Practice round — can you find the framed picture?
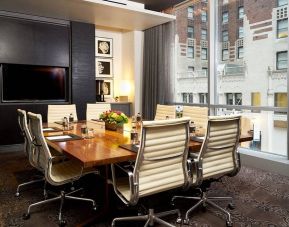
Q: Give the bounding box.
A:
[102,79,113,98]
[96,58,113,77]
[95,37,113,57]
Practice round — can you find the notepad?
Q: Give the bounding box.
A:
[42,127,62,132]
[46,135,72,140]
[119,144,139,153]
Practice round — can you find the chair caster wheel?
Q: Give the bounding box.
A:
[183,218,190,225]
[15,192,20,197]
[226,220,233,227]
[176,217,182,224]
[59,219,67,226]
[228,202,235,210]
[23,213,30,220]
[93,205,98,211]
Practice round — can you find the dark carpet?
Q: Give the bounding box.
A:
[1,150,289,227]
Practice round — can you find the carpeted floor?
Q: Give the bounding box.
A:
[1,149,289,227]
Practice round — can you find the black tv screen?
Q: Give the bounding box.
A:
[1,64,68,103]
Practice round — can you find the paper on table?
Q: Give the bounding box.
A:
[42,128,55,131]
[46,135,72,140]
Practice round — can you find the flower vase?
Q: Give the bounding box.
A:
[105,122,118,131]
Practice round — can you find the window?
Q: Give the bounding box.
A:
[222,49,229,61]
[201,48,208,60]
[222,12,228,24]
[202,67,208,77]
[275,93,288,107]
[188,66,194,72]
[251,92,261,106]
[238,46,244,59]
[188,26,194,38]
[238,6,244,19]
[199,93,208,104]
[278,0,288,7]
[226,93,242,105]
[201,29,207,40]
[238,27,244,38]
[222,30,229,42]
[277,19,288,38]
[201,11,207,22]
[277,51,288,69]
[188,6,194,19]
[182,93,193,103]
[187,46,194,58]
[223,0,228,5]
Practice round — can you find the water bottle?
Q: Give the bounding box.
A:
[69,113,74,122]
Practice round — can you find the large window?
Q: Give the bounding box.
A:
[182,93,193,103]
[199,93,208,104]
[201,48,208,60]
[275,93,288,107]
[222,12,228,24]
[188,6,194,19]
[238,6,244,19]
[277,19,288,39]
[277,51,288,70]
[226,93,242,105]
[222,49,229,61]
[201,29,207,40]
[187,46,194,58]
[201,11,207,22]
[278,0,288,7]
[222,30,228,41]
[188,26,194,38]
[251,92,261,106]
[238,27,244,39]
[237,46,244,59]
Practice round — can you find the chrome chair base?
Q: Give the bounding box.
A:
[172,191,234,227]
[112,208,180,227]
[23,187,97,225]
[15,177,44,197]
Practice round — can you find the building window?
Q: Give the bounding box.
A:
[201,11,207,22]
[278,0,288,7]
[201,48,208,60]
[187,46,194,58]
[276,51,288,69]
[238,6,244,19]
[238,27,244,38]
[188,66,194,72]
[222,12,228,24]
[201,29,207,40]
[222,30,229,41]
[251,92,261,106]
[188,6,194,19]
[223,0,228,5]
[238,46,244,59]
[277,19,288,38]
[188,26,194,38]
[182,93,193,103]
[202,67,208,77]
[275,93,287,107]
[226,93,242,105]
[222,49,229,61]
[199,93,208,104]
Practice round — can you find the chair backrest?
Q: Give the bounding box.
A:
[197,115,241,181]
[86,103,111,120]
[47,104,78,123]
[17,109,33,159]
[132,117,190,203]
[27,112,52,178]
[182,106,208,130]
[154,104,176,120]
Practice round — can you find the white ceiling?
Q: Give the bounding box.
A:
[0,0,176,31]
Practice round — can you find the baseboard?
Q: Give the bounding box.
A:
[239,148,289,177]
[0,144,23,153]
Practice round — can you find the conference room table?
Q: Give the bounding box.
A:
[44,120,253,168]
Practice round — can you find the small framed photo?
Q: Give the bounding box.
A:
[95,37,113,57]
[102,79,113,98]
[96,58,113,77]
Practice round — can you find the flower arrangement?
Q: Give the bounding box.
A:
[99,110,128,126]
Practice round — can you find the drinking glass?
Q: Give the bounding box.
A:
[81,125,88,138]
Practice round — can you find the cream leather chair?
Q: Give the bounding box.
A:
[47,104,78,123]
[154,104,176,120]
[172,115,241,227]
[23,112,97,226]
[16,109,44,196]
[86,103,111,120]
[182,106,208,130]
[111,117,191,227]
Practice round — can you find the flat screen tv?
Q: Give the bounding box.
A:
[1,63,68,103]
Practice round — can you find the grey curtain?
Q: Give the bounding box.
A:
[142,22,175,120]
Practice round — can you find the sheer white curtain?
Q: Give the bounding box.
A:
[142,22,175,120]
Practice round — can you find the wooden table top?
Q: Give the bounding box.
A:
[44,121,253,168]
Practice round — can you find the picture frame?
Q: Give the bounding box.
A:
[96,58,113,77]
[95,37,113,57]
[102,79,113,99]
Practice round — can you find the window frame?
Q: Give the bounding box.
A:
[276,51,288,70]
[222,11,228,24]
[187,6,194,19]
[277,19,288,39]
[238,6,244,19]
[201,48,208,60]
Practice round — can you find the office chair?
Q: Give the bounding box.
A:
[23,112,98,226]
[86,103,111,120]
[47,104,78,123]
[172,115,241,227]
[15,109,44,196]
[111,117,191,227]
[154,104,176,120]
[182,106,208,130]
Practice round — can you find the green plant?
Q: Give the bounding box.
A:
[99,110,128,125]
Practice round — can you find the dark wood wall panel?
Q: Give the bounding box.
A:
[71,21,96,120]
